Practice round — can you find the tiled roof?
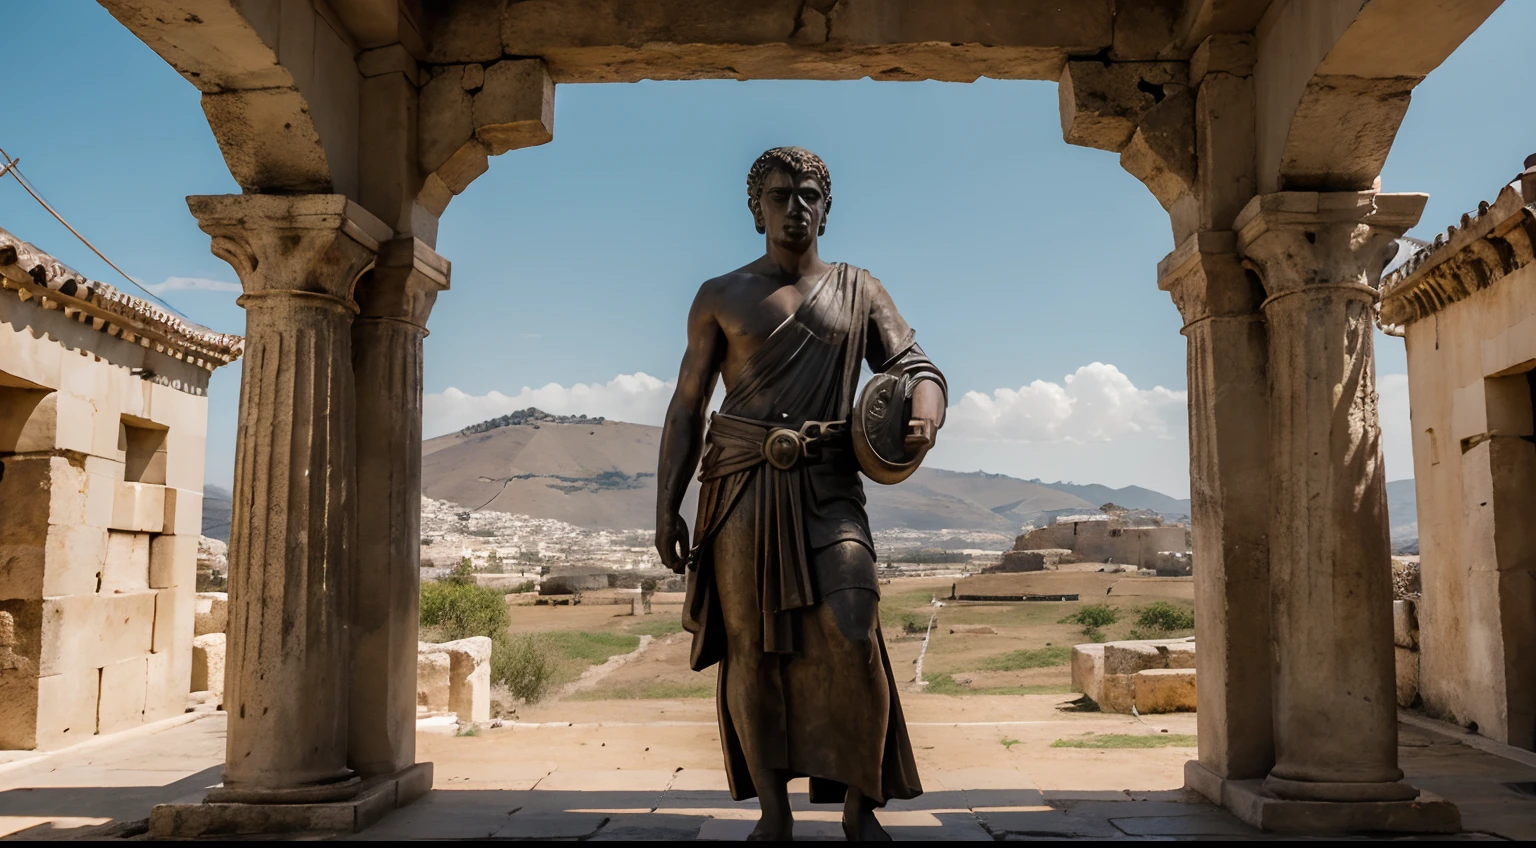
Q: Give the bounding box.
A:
[1377,184,1536,334]
[0,225,242,371]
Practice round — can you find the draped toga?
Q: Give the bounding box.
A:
[682,262,944,806]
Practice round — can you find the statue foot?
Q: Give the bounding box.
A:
[747,813,794,841]
[841,809,892,842]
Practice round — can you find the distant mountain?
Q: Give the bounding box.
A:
[1387,478,1418,554]
[202,484,232,542]
[1033,481,1191,518]
[418,411,1188,535]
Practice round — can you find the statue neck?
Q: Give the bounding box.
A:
[765,238,827,280]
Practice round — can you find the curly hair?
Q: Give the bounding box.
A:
[746,147,832,235]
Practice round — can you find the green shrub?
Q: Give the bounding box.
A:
[420,579,510,641]
[491,633,555,704]
[1059,604,1119,629]
[1135,601,1195,632]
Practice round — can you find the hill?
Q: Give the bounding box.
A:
[202,484,232,542]
[418,409,1187,534]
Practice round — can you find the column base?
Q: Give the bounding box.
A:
[148,762,432,838]
[1184,760,1460,834]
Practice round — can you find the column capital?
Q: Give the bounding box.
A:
[355,238,450,330]
[187,194,393,308]
[1235,191,1427,300]
[1158,230,1261,326]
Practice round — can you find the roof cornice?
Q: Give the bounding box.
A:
[0,225,243,371]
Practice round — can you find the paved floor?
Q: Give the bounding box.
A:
[0,706,1532,840]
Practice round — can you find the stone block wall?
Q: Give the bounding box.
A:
[0,270,223,750]
[417,637,491,723]
[1401,249,1536,750]
[1015,519,1189,568]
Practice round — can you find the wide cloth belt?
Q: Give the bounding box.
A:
[707,412,849,473]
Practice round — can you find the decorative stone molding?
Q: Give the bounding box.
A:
[1235,191,1428,299]
[0,226,243,371]
[356,238,451,329]
[1378,185,1536,333]
[186,194,392,307]
[1156,230,1258,325]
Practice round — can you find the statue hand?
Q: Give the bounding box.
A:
[657,512,691,574]
[905,418,936,454]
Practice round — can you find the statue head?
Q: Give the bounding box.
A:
[747,147,832,245]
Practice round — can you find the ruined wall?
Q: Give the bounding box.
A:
[1404,257,1536,750]
[1015,519,1189,567]
[0,289,214,750]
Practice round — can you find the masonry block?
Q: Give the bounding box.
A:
[161,488,203,536]
[39,591,156,676]
[154,585,196,654]
[0,665,41,749]
[1133,668,1198,713]
[98,655,150,734]
[44,524,108,597]
[102,531,152,592]
[145,647,191,722]
[150,534,198,590]
[191,632,225,702]
[34,666,101,750]
[194,592,228,636]
[111,482,166,533]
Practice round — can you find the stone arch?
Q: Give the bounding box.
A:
[98,0,355,196]
[1255,0,1504,193]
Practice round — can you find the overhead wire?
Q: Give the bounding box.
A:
[0,144,190,318]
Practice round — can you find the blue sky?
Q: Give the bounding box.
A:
[5,1,1535,497]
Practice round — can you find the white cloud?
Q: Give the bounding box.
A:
[142,276,241,294]
[941,362,1186,443]
[927,363,1190,495]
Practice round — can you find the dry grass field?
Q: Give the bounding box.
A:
[493,569,1194,713]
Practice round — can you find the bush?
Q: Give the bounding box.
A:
[1059,604,1119,630]
[420,579,510,641]
[491,633,555,704]
[1135,601,1195,632]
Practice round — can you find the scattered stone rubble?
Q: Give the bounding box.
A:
[1071,638,1198,714]
[416,637,491,724]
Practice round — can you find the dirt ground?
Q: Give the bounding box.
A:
[498,571,1194,712]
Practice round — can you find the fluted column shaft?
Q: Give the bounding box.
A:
[188,194,390,801]
[348,238,449,777]
[1236,191,1425,803]
[1159,232,1274,783]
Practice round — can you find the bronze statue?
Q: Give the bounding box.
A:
[656,148,947,841]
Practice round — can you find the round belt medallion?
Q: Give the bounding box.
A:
[765,429,802,470]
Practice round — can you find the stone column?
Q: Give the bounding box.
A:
[1236,191,1426,802]
[348,238,449,777]
[187,195,391,802]
[1159,232,1274,788]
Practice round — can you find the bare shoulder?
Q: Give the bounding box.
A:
[697,263,771,303]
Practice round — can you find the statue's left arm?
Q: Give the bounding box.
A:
[865,276,947,451]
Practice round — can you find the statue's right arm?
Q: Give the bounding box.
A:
[655,282,724,573]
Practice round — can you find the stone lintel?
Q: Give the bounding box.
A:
[149,761,433,838]
[1185,761,1460,834]
[187,195,393,303]
[356,238,451,328]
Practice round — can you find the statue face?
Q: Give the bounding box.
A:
[757,168,826,247]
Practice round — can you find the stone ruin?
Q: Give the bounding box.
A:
[0,225,240,750]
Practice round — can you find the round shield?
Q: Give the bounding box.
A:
[852,372,928,485]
